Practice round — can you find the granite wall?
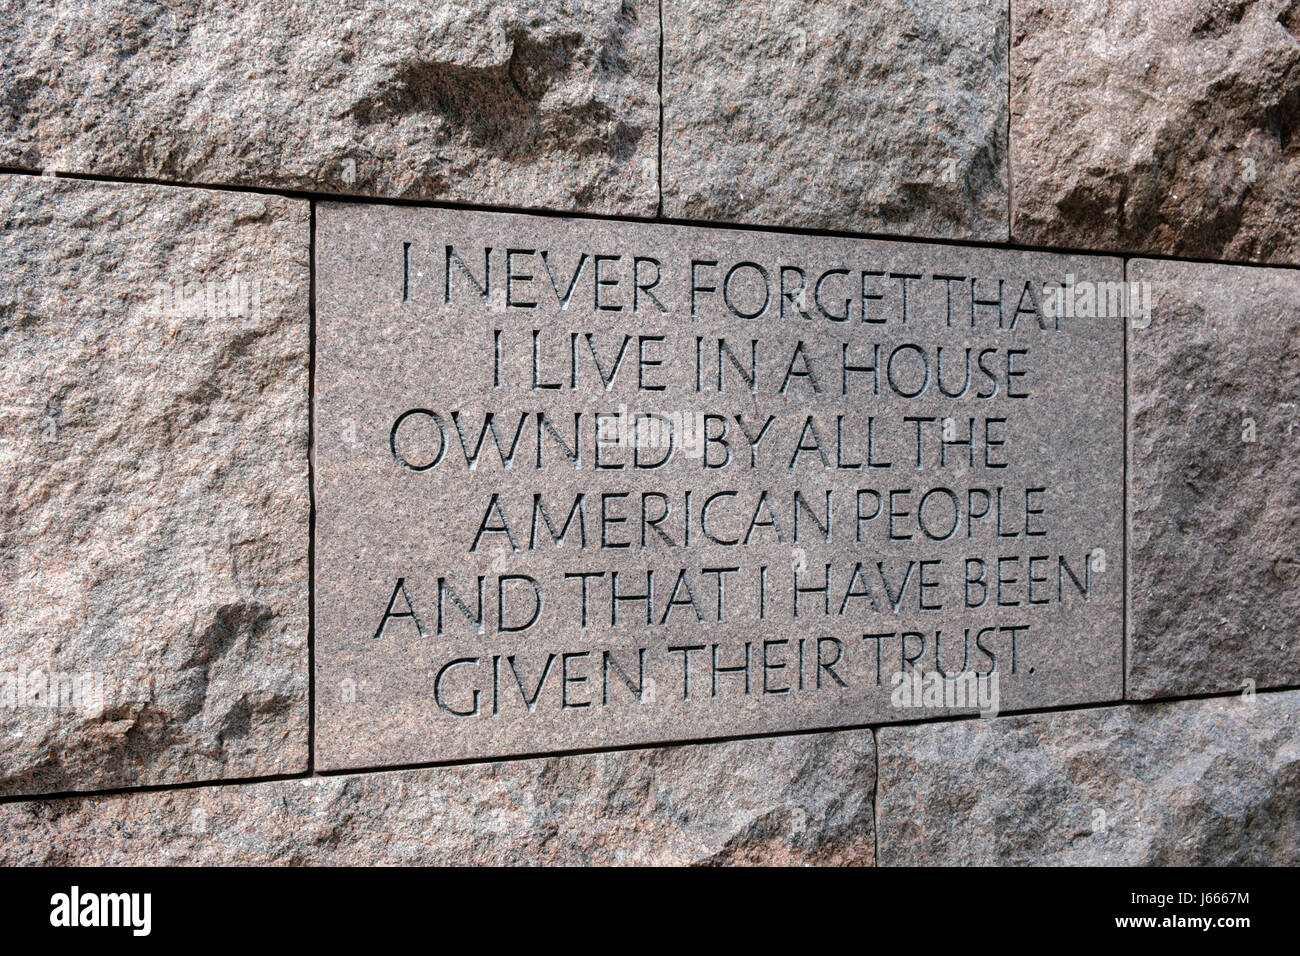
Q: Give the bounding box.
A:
[0,0,1296,865]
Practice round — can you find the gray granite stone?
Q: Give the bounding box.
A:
[1128,259,1300,699]
[1012,0,1300,263]
[662,0,1009,239]
[0,729,875,865]
[0,175,309,796]
[0,1,659,216]
[877,692,1300,865]
[315,203,1123,770]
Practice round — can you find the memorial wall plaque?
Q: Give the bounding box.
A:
[315,205,1124,770]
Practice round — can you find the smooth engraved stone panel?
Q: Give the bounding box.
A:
[314,205,1124,769]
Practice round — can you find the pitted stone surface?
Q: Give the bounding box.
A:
[877,692,1300,865]
[663,0,1009,239]
[1127,259,1300,698]
[0,1,659,215]
[1012,0,1300,263]
[0,730,875,865]
[0,176,309,796]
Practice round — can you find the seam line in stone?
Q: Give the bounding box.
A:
[1,167,1296,273]
[1121,255,1130,701]
[871,726,881,867]
[1006,0,1012,242]
[657,0,665,217]
[307,200,318,774]
[2,683,1297,808]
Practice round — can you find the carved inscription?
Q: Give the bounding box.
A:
[315,206,1123,769]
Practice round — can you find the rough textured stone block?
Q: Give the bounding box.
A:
[662,0,1008,239]
[1128,259,1300,699]
[0,730,875,865]
[877,692,1300,865]
[1012,0,1300,263]
[315,203,1123,771]
[0,1,659,216]
[0,176,309,796]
